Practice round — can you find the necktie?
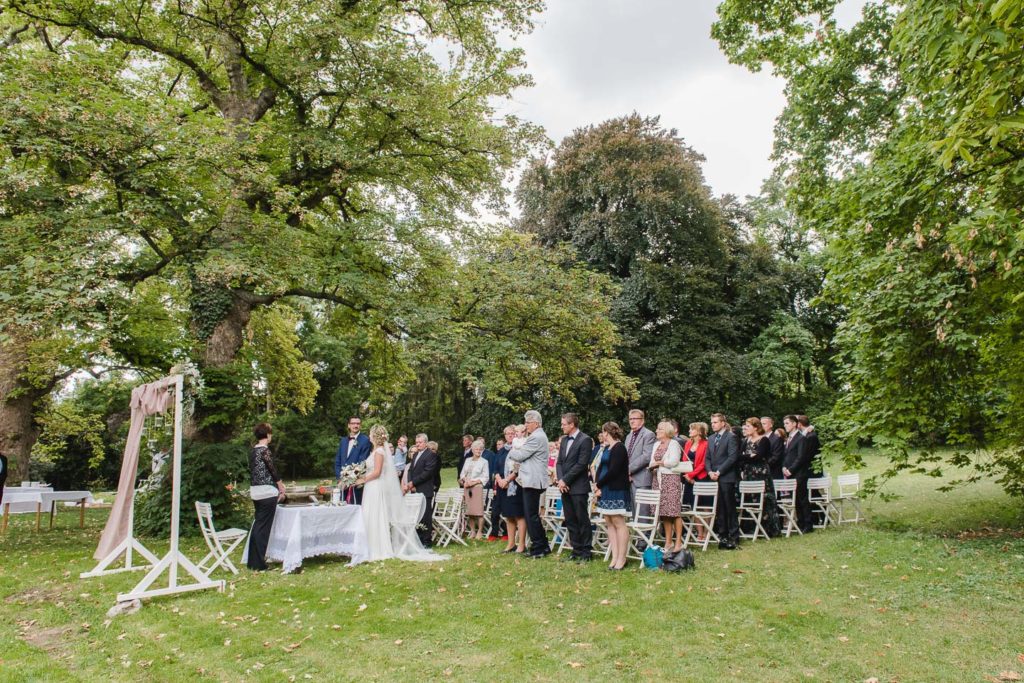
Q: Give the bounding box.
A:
[627,431,639,456]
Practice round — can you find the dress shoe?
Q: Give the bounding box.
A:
[718,541,737,550]
[530,550,551,559]
[502,547,518,553]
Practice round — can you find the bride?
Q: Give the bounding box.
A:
[358,424,447,563]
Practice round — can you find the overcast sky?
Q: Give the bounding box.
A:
[499,1,866,202]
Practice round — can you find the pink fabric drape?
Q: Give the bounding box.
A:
[93,376,177,560]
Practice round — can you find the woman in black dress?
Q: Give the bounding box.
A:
[595,422,631,570]
[246,422,286,571]
[740,417,781,538]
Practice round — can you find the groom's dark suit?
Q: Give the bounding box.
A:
[557,430,595,559]
[707,428,741,546]
[783,431,813,532]
[406,447,441,546]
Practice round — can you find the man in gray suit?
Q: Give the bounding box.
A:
[508,409,551,558]
[556,412,595,561]
[625,409,656,513]
[707,412,741,549]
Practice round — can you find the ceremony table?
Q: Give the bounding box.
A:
[242,504,368,573]
[1,490,94,532]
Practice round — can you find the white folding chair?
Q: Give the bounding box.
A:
[682,482,719,551]
[835,473,864,523]
[738,481,770,541]
[433,490,468,547]
[195,501,247,576]
[807,476,833,529]
[625,489,662,562]
[588,492,608,554]
[542,487,570,553]
[774,479,801,537]
[392,493,426,548]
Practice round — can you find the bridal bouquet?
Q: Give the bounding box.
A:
[338,462,367,488]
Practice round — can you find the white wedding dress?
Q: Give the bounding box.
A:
[361,445,447,563]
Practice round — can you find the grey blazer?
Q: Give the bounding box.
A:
[508,427,550,490]
[625,426,656,488]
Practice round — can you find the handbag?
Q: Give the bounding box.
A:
[662,548,696,572]
[642,545,664,569]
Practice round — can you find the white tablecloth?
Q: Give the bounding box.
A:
[2,490,93,514]
[243,504,368,573]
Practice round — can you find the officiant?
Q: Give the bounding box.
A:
[335,416,371,504]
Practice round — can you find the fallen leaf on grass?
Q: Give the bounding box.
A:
[837,636,849,643]
[1019,655,1024,664]
[568,662,583,669]
[394,640,403,645]
[599,599,610,605]
[357,604,368,611]
[864,678,879,683]
[615,625,624,632]
[997,673,1022,682]
[732,569,745,574]
[282,636,311,653]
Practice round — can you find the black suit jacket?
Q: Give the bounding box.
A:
[767,432,785,477]
[556,431,594,495]
[408,448,441,497]
[707,429,741,483]
[783,431,812,477]
[803,430,822,475]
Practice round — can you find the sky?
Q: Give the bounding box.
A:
[498,0,867,202]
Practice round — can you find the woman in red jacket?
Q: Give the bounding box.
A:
[682,421,710,540]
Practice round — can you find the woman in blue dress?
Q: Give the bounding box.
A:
[594,421,631,570]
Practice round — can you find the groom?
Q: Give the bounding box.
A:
[335,416,371,504]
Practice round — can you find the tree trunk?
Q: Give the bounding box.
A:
[188,287,255,442]
[0,337,50,482]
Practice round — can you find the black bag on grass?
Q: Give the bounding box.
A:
[662,548,695,572]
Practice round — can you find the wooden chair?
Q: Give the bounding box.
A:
[195,501,247,576]
[738,481,770,541]
[835,473,864,523]
[773,479,801,537]
[542,487,569,553]
[392,493,426,549]
[807,476,834,529]
[682,482,719,551]
[433,490,467,547]
[625,489,662,562]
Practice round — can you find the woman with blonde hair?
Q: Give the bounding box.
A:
[359,424,447,562]
[647,420,685,552]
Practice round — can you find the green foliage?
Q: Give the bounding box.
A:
[516,114,829,424]
[246,304,319,415]
[713,0,1024,495]
[135,440,249,537]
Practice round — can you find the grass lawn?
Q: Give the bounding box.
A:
[2,453,1022,682]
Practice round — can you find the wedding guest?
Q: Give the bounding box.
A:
[246,422,285,571]
[761,417,785,480]
[460,439,490,540]
[556,413,595,562]
[595,422,630,570]
[782,415,813,533]
[707,413,741,549]
[740,417,781,537]
[507,410,551,558]
[457,434,474,481]
[625,409,656,516]
[670,419,687,449]
[404,433,441,547]
[489,426,515,542]
[495,438,505,452]
[335,416,371,504]
[798,415,823,475]
[498,425,527,553]
[481,438,503,540]
[683,422,710,540]
[647,420,685,553]
[394,435,409,480]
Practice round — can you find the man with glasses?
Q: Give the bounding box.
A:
[508,410,551,558]
[625,409,656,516]
[335,416,371,504]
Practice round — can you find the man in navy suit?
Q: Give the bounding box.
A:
[334,416,372,504]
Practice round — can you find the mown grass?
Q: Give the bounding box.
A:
[1,452,1022,682]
